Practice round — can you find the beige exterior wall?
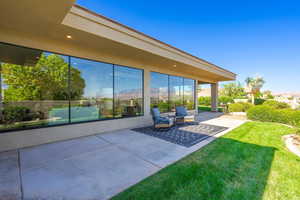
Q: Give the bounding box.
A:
[211,83,219,112]
[0,116,153,152]
[144,69,151,116]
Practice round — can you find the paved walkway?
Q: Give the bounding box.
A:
[0,112,246,200]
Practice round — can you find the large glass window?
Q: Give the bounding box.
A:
[169,76,184,111]
[150,72,169,112]
[70,58,113,122]
[183,78,195,110]
[114,66,143,118]
[0,42,144,132]
[150,72,195,112]
[0,43,69,131]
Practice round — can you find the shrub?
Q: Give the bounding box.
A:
[247,105,300,127]
[247,106,274,122]
[289,110,300,127]
[228,102,253,112]
[198,105,223,112]
[199,96,234,106]
[296,128,300,135]
[198,96,211,106]
[254,98,266,105]
[263,100,290,109]
[2,106,32,124]
[218,96,234,105]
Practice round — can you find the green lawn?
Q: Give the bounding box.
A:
[112,122,300,200]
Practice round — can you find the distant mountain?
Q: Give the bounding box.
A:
[198,88,211,97]
[198,87,226,97]
[273,92,300,97]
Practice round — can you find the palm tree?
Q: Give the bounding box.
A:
[245,76,265,104]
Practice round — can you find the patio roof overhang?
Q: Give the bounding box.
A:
[0,0,236,83]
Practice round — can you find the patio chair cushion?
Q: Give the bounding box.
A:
[155,116,172,124]
[184,115,195,121]
[175,106,188,117]
[176,115,195,123]
[151,108,161,119]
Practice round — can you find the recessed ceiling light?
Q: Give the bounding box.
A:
[173,64,177,67]
[66,35,72,39]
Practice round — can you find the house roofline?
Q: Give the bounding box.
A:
[73,4,236,77]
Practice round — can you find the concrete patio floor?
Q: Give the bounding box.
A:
[0,112,246,200]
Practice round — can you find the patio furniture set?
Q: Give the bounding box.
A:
[151,106,195,130]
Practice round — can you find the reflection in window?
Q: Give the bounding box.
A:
[150,72,169,112]
[114,66,143,118]
[0,43,69,131]
[0,43,145,132]
[169,76,184,111]
[70,57,113,122]
[150,72,195,112]
[183,78,195,110]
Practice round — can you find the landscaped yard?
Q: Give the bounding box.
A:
[113,122,300,200]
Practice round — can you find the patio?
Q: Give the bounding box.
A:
[0,112,245,200]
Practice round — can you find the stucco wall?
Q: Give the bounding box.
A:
[0,115,153,152]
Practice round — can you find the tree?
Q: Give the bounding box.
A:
[2,54,85,101]
[245,76,265,104]
[220,82,246,98]
[263,90,274,99]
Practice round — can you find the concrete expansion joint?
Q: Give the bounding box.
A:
[114,144,163,169]
[95,135,115,145]
[17,150,24,200]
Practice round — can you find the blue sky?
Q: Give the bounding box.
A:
[77,0,300,93]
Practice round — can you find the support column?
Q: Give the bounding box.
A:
[0,63,2,120]
[211,82,219,112]
[143,68,151,117]
[194,81,199,114]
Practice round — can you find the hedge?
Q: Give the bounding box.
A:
[2,106,37,124]
[263,100,290,109]
[198,96,234,106]
[228,102,253,112]
[247,105,300,127]
[198,105,223,112]
[198,96,211,106]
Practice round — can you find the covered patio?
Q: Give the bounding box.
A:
[1,112,245,200]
